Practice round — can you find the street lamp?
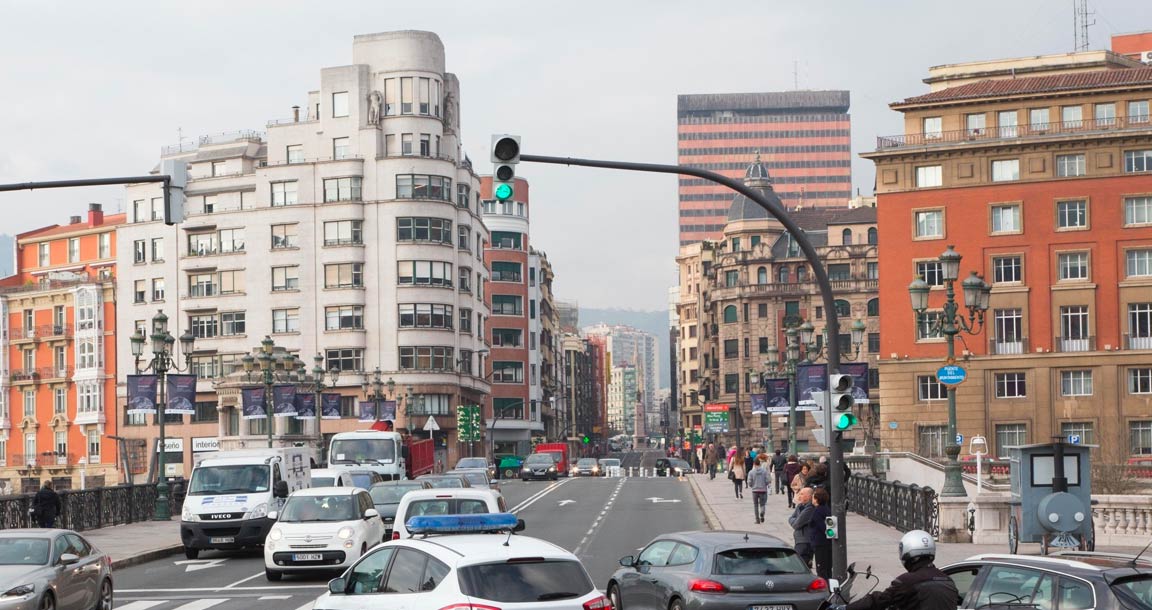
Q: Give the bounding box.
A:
[242,336,298,448]
[908,245,992,497]
[129,309,194,521]
[362,367,393,423]
[297,354,340,457]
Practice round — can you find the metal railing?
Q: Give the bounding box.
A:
[1126,334,1152,350]
[876,116,1152,150]
[0,483,182,531]
[161,130,265,156]
[988,336,1029,355]
[845,474,938,537]
[1055,335,1096,353]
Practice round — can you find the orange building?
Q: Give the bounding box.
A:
[0,204,123,492]
[863,35,1152,460]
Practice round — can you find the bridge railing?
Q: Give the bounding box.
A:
[846,474,939,537]
[0,483,182,531]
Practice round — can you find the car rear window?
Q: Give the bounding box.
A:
[1111,576,1152,609]
[459,560,594,603]
[370,485,419,504]
[713,548,810,575]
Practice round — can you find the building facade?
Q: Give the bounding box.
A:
[115,31,491,475]
[0,205,122,491]
[677,91,853,244]
[863,35,1152,460]
[607,364,638,438]
[583,323,657,437]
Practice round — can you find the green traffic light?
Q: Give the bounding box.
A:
[494,182,513,201]
[833,412,859,431]
[582,436,590,444]
[826,528,837,537]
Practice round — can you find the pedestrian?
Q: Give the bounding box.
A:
[705,443,718,480]
[32,480,62,528]
[783,455,801,507]
[748,455,770,523]
[788,486,815,567]
[809,488,833,579]
[806,463,829,489]
[717,443,727,473]
[770,450,788,495]
[791,462,811,498]
[728,447,746,499]
[742,450,754,489]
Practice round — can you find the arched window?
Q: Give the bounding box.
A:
[797,266,808,282]
[842,228,853,245]
[757,267,768,284]
[723,305,738,324]
[867,298,879,317]
[834,299,851,317]
[777,266,789,283]
[867,227,878,245]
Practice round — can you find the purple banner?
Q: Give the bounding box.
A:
[166,374,196,415]
[126,375,158,415]
[242,387,266,420]
[796,363,828,407]
[294,393,316,419]
[839,363,871,405]
[379,400,397,422]
[358,401,377,422]
[321,393,342,419]
[750,394,767,416]
[762,378,792,414]
[273,385,297,417]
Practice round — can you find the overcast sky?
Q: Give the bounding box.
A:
[0,0,1145,310]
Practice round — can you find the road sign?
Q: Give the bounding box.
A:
[703,405,729,433]
[936,365,967,386]
[955,433,964,445]
[1068,434,1081,444]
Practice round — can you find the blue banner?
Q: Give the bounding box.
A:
[358,401,377,422]
[379,400,397,422]
[750,394,767,415]
[796,363,828,407]
[242,387,266,420]
[321,393,342,420]
[762,378,792,414]
[273,385,297,417]
[126,375,158,415]
[294,393,316,420]
[839,363,871,405]
[166,374,196,415]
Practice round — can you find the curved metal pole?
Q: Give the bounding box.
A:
[519,153,845,578]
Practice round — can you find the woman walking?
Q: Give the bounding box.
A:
[808,488,833,579]
[728,447,746,499]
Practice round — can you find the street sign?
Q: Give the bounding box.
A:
[956,433,964,445]
[936,365,967,386]
[423,417,440,432]
[703,404,730,433]
[1068,434,1081,444]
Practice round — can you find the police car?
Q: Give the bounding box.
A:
[313,513,610,610]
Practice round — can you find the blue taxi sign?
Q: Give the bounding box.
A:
[936,365,967,386]
[406,513,519,535]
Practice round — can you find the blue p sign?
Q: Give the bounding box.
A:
[1068,435,1081,444]
[955,433,964,445]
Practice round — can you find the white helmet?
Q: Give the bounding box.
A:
[898,530,936,563]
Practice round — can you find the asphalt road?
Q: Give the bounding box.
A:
[113,463,704,610]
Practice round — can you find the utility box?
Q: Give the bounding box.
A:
[1006,441,1095,555]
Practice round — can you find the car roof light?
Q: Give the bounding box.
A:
[406,513,519,535]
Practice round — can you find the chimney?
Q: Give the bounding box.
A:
[70,215,82,225]
[292,105,300,122]
[87,203,104,227]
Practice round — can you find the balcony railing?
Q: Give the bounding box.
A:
[876,116,1152,150]
[161,130,264,156]
[1126,334,1152,350]
[0,275,97,295]
[1055,335,1096,353]
[491,272,522,282]
[10,370,39,383]
[988,336,1029,355]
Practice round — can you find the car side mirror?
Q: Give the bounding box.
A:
[267,511,279,521]
[489,481,500,490]
[328,577,347,594]
[619,555,635,567]
[274,480,289,498]
[59,553,79,566]
[364,508,379,520]
[514,519,526,532]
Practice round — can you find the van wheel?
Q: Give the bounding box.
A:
[184,547,199,560]
[265,568,282,582]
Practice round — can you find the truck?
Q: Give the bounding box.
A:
[180,447,312,559]
[327,430,435,480]
[533,442,571,477]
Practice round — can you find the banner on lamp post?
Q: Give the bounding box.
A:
[839,362,871,405]
[750,393,768,416]
[762,378,792,414]
[796,364,828,407]
[321,393,342,419]
[241,387,267,419]
[294,393,316,419]
[273,385,298,417]
[358,401,377,422]
[379,400,397,422]
[165,374,196,415]
[126,375,158,415]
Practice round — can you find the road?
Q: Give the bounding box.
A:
[113,457,701,610]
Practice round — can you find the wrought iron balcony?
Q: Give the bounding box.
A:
[988,336,1029,355]
[1055,335,1096,353]
[876,116,1152,151]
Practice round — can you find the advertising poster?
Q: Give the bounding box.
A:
[126,375,158,415]
[294,393,316,419]
[839,362,871,405]
[241,387,266,419]
[762,378,792,414]
[165,374,196,415]
[321,393,342,419]
[358,401,377,422]
[273,385,298,417]
[796,363,828,407]
[750,394,767,415]
[379,400,397,422]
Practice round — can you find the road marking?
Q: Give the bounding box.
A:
[509,480,564,512]
[259,596,293,600]
[118,586,327,593]
[574,476,627,556]
[223,572,265,589]
[173,558,228,572]
[169,599,228,610]
[511,479,570,513]
[557,499,576,506]
[116,601,166,610]
[645,497,681,503]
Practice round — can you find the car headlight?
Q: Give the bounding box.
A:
[268,527,283,541]
[337,527,355,540]
[182,506,198,522]
[675,468,684,474]
[521,467,531,472]
[247,503,268,519]
[548,466,556,472]
[3,584,34,598]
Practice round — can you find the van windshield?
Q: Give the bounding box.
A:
[188,464,270,495]
[330,439,396,465]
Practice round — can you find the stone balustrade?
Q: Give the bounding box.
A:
[969,493,1152,548]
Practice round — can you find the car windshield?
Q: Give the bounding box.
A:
[370,485,422,504]
[279,494,359,522]
[0,537,49,565]
[188,464,269,495]
[457,458,487,469]
[350,473,375,487]
[713,548,810,575]
[671,459,690,468]
[1112,576,1152,609]
[599,459,620,467]
[526,455,554,465]
[577,459,597,467]
[455,472,487,486]
[311,476,335,487]
[460,560,594,603]
[330,438,396,465]
[423,477,466,488]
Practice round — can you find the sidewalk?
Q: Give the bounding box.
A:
[81,519,183,569]
[686,473,1139,587]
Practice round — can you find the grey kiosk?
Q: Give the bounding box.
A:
[1007,440,1096,555]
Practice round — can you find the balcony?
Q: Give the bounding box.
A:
[161,130,264,156]
[875,116,1152,151]
[988,337,1028,355]
[10,454,39,469]
[10,369,40,384]
[1126,334,1152,350]
[1055,335,1096,353]
[41,324,73,339]
[710,277,878,301]
[491,272,522,283]
[74,410,105,426]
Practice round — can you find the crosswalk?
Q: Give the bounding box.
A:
[117,597,315,610]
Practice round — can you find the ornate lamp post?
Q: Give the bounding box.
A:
[908,245,992,498]
[129,310,195,521]
[362,367,393,423]
[241,336,298,449]
[293,354,340,458]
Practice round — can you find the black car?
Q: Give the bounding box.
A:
[941,552,1152,610]
[368,480,432,537]
[520,454,559,481]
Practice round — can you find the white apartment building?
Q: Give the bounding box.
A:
[584,323,656,432]
[115,30,491,472]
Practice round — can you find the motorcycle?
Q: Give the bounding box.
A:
[820,562,879,609]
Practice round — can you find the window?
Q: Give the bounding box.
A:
[193,401,219,424]
[995,372,1027,398]
[271,181,298,206]
[492,328,522,347]
[723,339,738,359]
[286,145,304,164]
[398,304,452,329]
[730,237,741,251]
[1061,370,1093,397]
[834,299,851,317]
[1130,368,1152,394]
[991,159,1019,182]
[491,361,524,383]
[214,311,244,336]
[458,225,471,251]
[922,116,942,139]
[491,231,523,249]
[917,310,943,340]
[316,220,361,247]
[133,240,146,263]
[1095,102,1117,126]
[1128,249,1152,277]
[395,174,453,201]
[218,229,244,253]
[326,348,364,372]
[326,305,365,330]
[323,177,362,202]
[1130,100,1150,124]
[1126,150,1152,173]
[723,305,737,324]
[966,113,986,134]
[151,278,165,301]
[87,430,100,461]
[272,266,299,291]
[459,308,472,334]
[756,267,767,284]
[98,233,110,259]
[324,263,364,288]
[757,303,768,318]
[1133,421,1152,455]
[1062,105,1083,128]
[188,273,215,297]
[916,261,943,287]
[915,166,942,188]
[397,261,453,287]
[1030,107,1050,129]
[995,424,1027,458]
[66,238,79,263]
[1129,303,1152,349]
[918,376,945,401]
[419,133,431,157]
[1060,305,1090,350]
[331,91,349,118]
[998,110,1018,137]
[1060,422,1094,446]
[1057,252,1088,280]
[866,261,878,279]
[991,256,1022,284]
[458,267,471,292]
[990,204,1021,234]
[219,270,243,294]
[1126,196,1152,226]
[867,298,879,317]
[396,217,452,244]
[133,280,146,303]
[188,232,216,256]
[840,228,853,245]
[272,308,299,333]
[151,197,163,221]
[993,309,1024,353]
[53,388,66,415]
[1056,154,1086,177]
[867,332,880,353]
[149,237,164,262]
[190,314,218,339]
[828,264,850,281]
[725,270,739,287]
[398,347,454,372]
[202,195,217,214]
[401,133,413,156]
[37,242,50,267]
[917,425,946,458]
[271,224,297,249]
[1056,200,1087,230]
[491,295,522,316]
[491,261,521,282]
[914,210,943,238]
[333,137,350,160]
[457,184,471,208]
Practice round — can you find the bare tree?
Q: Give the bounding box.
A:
[1091,444,1145,495]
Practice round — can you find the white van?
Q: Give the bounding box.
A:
[311,468,355,487]
[390,488,507,541]
[180,447,312,559]
[327,430,407,480]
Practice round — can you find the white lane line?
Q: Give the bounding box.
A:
[223,572,265,589]
[118,586,327,593]
[512,479,571,513]
[293,601,315,610]
[169,599,229,610]
[259,596,293,600]
[115,601,166,610]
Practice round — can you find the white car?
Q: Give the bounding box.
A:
[314,513,609,610]
[310,468,354,487]
[264,487,385,581]
[390,488,507,540]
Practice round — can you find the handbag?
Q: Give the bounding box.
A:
[728,469,735,481]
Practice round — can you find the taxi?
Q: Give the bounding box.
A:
[312,513,609,610]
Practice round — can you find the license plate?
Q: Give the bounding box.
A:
[293,553,324,561]
[750,606,792,610]
[209,537,234,544]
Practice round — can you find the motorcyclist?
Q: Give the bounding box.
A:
[828,529,960,610]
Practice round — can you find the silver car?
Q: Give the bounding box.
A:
[0,529,113,610]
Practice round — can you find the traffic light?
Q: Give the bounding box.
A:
[824,515,839,539]
[161,159,188,225]
[582,435,590,445]
[491,134,521,202]
[828,373,859,432]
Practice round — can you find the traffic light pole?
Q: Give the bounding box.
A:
[517,153,847,580]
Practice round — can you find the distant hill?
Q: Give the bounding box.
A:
[0,234,13,277]
[579,307,671,390]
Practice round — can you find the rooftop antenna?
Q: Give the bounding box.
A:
[1073,0,1095,52]
[793,60,799,90]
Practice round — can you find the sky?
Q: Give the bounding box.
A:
[0,0,1146,310]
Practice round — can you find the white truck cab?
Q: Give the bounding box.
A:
[180,448,312,559]
[327,430,406,480]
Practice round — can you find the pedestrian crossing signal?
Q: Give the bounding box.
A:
[824,515,839,539]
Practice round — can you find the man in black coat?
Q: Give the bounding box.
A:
[32,480,62,528]
[829,530,960,610]
[770,450,788,494]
